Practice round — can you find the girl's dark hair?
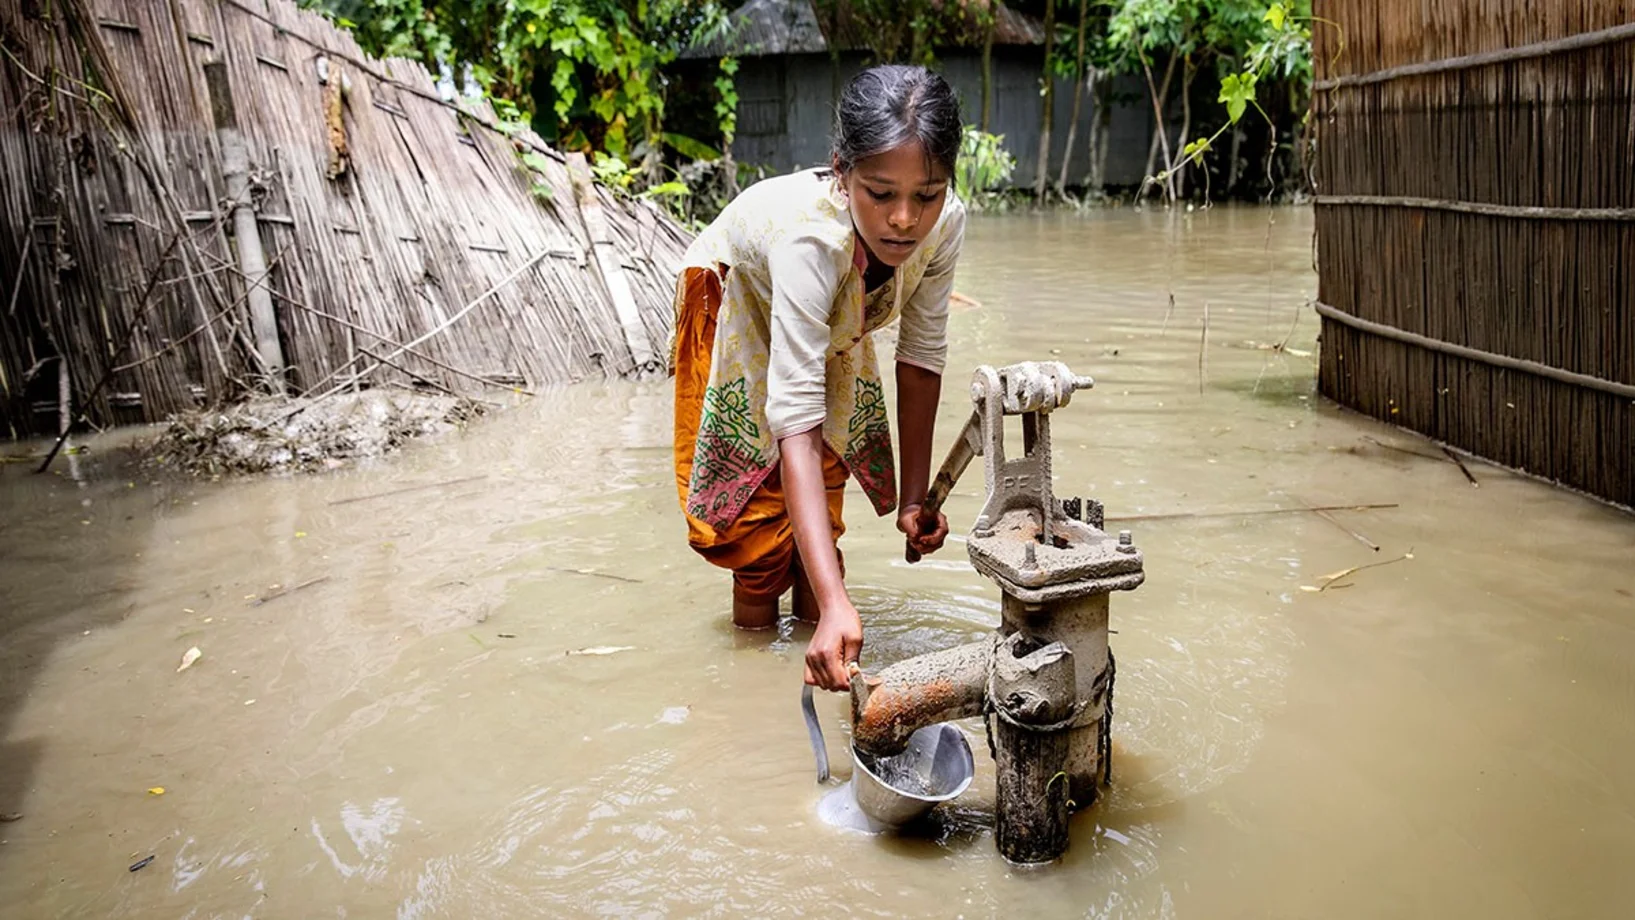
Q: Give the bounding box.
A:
[831,65,961,178]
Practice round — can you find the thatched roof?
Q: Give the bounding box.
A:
[681,0,1046,60]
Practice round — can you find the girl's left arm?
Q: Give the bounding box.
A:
[894,201,965,554]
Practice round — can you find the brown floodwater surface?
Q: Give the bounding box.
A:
[3,206,1633,918]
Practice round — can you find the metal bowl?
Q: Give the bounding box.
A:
[850,723,975,829]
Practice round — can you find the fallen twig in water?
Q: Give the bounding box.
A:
[1361,435,1447,463]
[1353,437,1445,464]
[566,645,635,656]
[1359,436,1481,487]
[1301,550,1414,593]
[1107,502,1398,523]
[1284,491,1381,551]
[1313,507,1380,552]
[1198,301,1210,395]
[1442,447,1480,487]
[327,475,488,507]
[252,576,331,606]
[544,566,641,584]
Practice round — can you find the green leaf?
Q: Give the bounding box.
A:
[603,118,627,158]
[1264,4,1287,31]
[642,180,689,199]
[520,152,554,173]
[661,132,720,162]
[1218,72,1258,124]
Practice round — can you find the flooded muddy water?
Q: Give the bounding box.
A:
[3,206,1633,918]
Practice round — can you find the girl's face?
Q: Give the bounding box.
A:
[836,140,950,269]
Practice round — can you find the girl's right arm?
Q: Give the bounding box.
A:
[765,233,860,691]
[780,427,862,691]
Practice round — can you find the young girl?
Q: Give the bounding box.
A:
[671,65,965,693]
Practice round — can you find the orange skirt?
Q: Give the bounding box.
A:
[672,266,847,601]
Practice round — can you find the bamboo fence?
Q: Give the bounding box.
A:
[1312,1,1635,509]
[0,0,690,437]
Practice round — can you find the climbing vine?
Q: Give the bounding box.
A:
[1165,2,1322,191]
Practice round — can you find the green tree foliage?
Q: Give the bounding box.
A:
[1104,0,1313,199]
[955,126,1018,207]
[810,0,994,66]
[301,0,729,161]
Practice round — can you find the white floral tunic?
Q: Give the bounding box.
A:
[672,167,966,529]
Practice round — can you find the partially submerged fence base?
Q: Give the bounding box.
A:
[144,388,490,477]
[1312,1,1634,509]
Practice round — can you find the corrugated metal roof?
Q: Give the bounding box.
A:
[681,0,1045,60]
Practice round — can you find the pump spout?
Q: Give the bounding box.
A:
[849,640,991,756]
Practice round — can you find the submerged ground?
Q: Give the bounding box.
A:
[2,206,1632,918]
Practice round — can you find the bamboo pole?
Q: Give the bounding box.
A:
[1315,302,1635,401]
[566,152,659,375]
[203,57,285,394]
[1315,195,1635,222]
[1315,21,1635,90]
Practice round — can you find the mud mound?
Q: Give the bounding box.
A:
[145,390,487,476]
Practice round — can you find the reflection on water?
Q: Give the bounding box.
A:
[313,798,409,883]
[3,206,1634,918]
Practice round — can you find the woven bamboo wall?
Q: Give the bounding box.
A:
[1312,1,1635,508]
[0,0,690,437]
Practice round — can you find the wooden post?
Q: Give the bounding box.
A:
[979,13,994,133]
[57,356,71,437]
[565,152,660,375]
[318,57,350,180]
[1033,0,1057,200]
[992,634,1077,866]
[203,57,286,394]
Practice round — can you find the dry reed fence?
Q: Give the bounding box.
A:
[1312,0,1635,509]
[0,0,690,439]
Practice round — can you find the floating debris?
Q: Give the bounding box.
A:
[175,647,202,673]
[566,646,636,657]
[144,392,486,477]
[1302,551,1415,592]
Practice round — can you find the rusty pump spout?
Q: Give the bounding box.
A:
[848,361,1145,866]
